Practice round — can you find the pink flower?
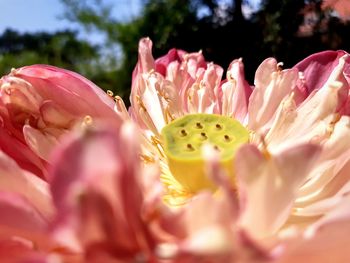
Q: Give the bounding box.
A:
[0,65,120,179]
[126,38,350,260]
[2,38,350,262]
[322,0,350,20]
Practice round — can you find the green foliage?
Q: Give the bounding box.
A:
[0,29,97,75]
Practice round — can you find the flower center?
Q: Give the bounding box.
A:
[161,113,249,193]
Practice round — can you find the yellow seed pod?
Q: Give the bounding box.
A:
[161,114,249,193]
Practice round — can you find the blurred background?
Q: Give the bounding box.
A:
[1,0,349,103]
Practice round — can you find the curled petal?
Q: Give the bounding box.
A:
[293,50,348,94]
[220,58,252,123]
[248,58,298,131]
[236,144,321,238]
[14,65,116,116]
[0,65,120,168]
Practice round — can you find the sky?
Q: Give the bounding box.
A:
[0,0,141,43]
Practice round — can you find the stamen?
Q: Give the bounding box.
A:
[164,107,175,123]
[83,115,93,126]
[215,124,222,130]
[106,90,114,97]
[277,62,284,71]
[140,154,155,163]
[180,129,187,136]
[224,135,230,141]
[151,136,165,157]
[136,95,148,112]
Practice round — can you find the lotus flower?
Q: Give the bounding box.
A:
[1,38,350,262]
[122,38,350,260]
[0,65,120,179]
[47,121,272,262]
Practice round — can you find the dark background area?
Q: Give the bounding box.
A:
[1,0,349,103]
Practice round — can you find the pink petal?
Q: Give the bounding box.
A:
[39,100,75,128]
[0,192,49,249]
[266,71,347,152]
[132,37,155,79]
[23,125,58,162]
[248,58,298,131]
[14,65,115,116]
[0,150,53,217]
[155,48,181,76]
[0,126,47,178]
[220,58,252,122]
[293,50,347,94]
[50,122,155,259]
[236,144,321,238]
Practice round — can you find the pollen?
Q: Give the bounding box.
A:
[161,113,249,192]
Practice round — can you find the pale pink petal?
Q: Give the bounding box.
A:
[295,116,350,206]
[236,144,320,238]
[187,63,223,114]
[248,58,298,131]
[276,216,350,263]
[23,125,59,162]
[132,37,155,79]
[39,100,75,128]
[266,78,346,152]
[220,58,252,122]
[293,181,350,217]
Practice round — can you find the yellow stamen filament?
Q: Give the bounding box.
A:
[151,135,165,157]
[83,115,93,126]
[140,154,155,163]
